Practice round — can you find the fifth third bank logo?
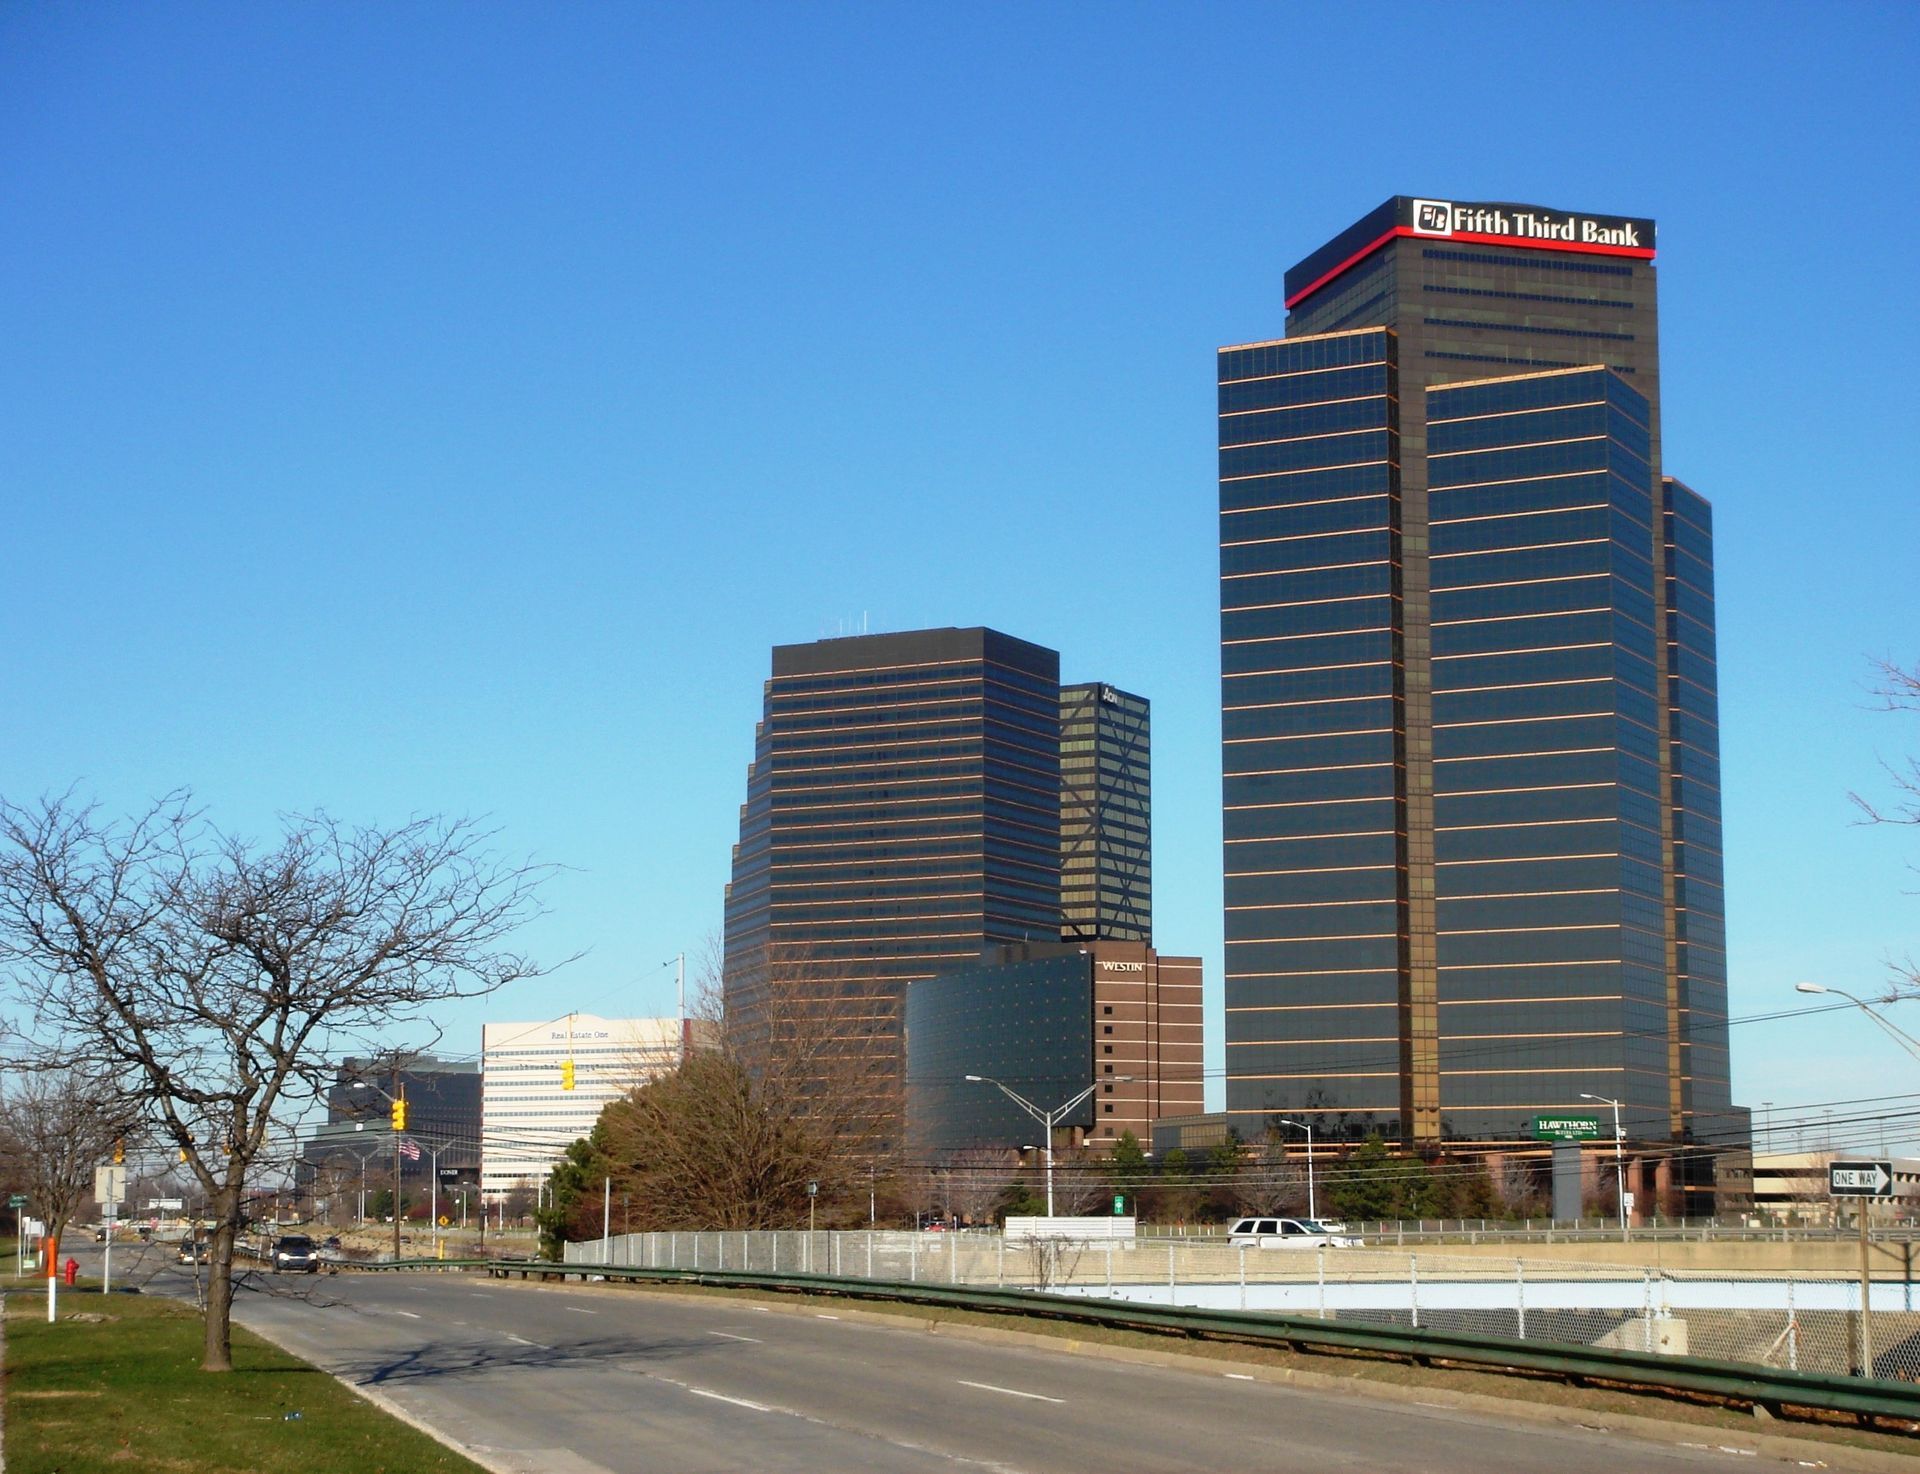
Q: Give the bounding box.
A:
[1412,199,1454,235]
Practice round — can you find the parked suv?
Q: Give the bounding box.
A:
[1227,1217,1360,1248]
[272,1234,318,1272]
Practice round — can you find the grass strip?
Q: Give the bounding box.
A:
[3,1289,488,1474]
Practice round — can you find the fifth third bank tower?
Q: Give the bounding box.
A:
[1219,197,1745,1208]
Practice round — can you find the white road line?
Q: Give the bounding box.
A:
[957,1380,1065,1404]
[815,1313,841,1320]
[707,1330,763,1343]
[566,1306,598,1314]
[503,1333,551,1349]
[1224,1373,1254,1381]
[470,1292,493,1298]
[688,1388,773,1412]
[394,1310,422,1319]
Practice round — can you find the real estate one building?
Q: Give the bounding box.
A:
[479,1014,681,1198]
[1218,195,1746,1210]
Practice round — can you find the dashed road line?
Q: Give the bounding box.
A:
[688,1388,773,1412]
[707,1330,762,1343]
[956,1380,1064,1404]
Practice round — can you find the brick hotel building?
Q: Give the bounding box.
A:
[1218,196,1745,1208]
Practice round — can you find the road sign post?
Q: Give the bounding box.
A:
[1829,1159,1894,1378]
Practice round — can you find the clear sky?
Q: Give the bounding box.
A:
[4,4,1917,1158]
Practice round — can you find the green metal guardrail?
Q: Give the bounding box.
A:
[478,1258,1920,1431]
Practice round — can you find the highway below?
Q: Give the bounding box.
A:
[69,1244,1814,1473]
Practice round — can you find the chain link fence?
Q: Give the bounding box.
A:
[564,1229,1920,1381]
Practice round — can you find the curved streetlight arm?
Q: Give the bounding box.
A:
[964,1074,1045,1123]
[1797,982,1920,1064]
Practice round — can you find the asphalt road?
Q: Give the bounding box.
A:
[65,1242,1785,1474]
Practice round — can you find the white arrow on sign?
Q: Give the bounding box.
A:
[1830,1162,1892,1194]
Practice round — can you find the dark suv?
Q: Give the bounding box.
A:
[272,1234,318,1273]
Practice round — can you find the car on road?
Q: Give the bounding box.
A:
[1227,1216,1361,1248]
[177,1237,205,1263]
[272,1234,319,1272]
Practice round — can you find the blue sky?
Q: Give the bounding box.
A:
[4,4,1916,1156]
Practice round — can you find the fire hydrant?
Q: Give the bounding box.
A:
[63,1257,78,1286]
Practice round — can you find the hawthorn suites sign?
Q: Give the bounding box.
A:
[1283,194,1657,309]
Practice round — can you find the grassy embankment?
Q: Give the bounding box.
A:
[3,1287,486,1474]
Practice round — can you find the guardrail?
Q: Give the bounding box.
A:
[486,1257,1920,1433]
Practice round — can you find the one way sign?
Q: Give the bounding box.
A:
[1828,1159,1894,1197]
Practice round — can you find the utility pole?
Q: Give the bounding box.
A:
[392,1058,404,1263]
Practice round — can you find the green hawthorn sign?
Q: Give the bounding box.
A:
[1532,1115,1602,1140]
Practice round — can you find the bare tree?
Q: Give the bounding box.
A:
[0,793,552,1370]
[943,1146,1020,1225]
[1048,1139,1115,1216]
[591,944,897,1231]
[1224,1130,1309,1218]
[0,1069,138,1271]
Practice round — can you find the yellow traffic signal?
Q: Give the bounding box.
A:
[390,1098,408,1131]
[178,1148,188,1163]
[113,1138,125,1165]
[561,1059,576,1091]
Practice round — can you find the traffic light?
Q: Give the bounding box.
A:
[560,1059,576,1091]
[113,1139,125,1165]
[390,1098,408,1131]
[178,1149,188,1163]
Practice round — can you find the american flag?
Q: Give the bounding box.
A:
[398,1138,421,1162]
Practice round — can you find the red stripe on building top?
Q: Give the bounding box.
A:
[1285,226,1657,310]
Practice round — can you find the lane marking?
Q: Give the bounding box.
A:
[394,1310,422,1319]
[707,1330,762,1343]
[565,1306,598,1315]
[1224,1373,1254,1381]
[470,1292,493,1298]
[815,1313,841,1320]
[957,1380,1065,1404]
[503,1333,551,1349]
[688,1388,772,1412]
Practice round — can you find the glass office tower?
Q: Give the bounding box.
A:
[1060,682,1152,942]
[723,627,1063,1133]
[1219,197,1740,1208]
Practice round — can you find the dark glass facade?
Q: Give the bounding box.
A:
[1221,197,1740,1206]
[904,941,1204,1155]
[905,950,1092,1153]
[723,628,1062,1131]
[1060,682,1152,942]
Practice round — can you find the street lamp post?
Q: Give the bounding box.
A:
[964,1074,1132,1217]
[1580,1093,1628,1240]
[1277,1119,1316,1219]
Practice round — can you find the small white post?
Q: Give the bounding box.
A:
[949,1227,957,1283]
[1237,1245,1245,1311]
[1110,1242,1118,1297]
[1787,1280,1798,1371]
[1409,1254,1420,1329]
[1642,1269,1654,1352]
[601,1177,611,1265]
[1317,1248,1327,1320]
[1167,1241,1175,1298]
[1515,1259,1526,1340]
[102,1224,112,1296]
